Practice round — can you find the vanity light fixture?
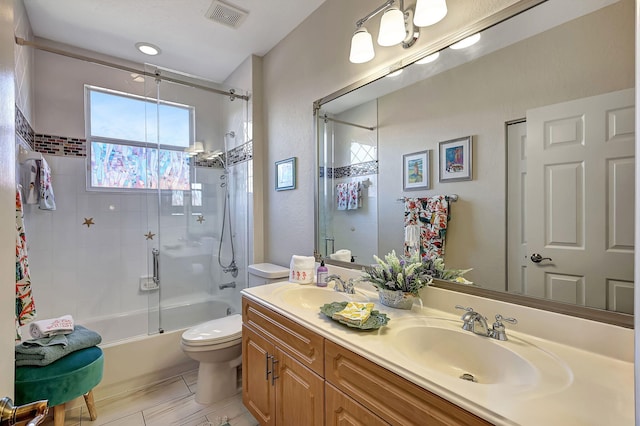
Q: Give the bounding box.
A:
[135,42,161,56]
[349,0,420,64]
[415,51,440,64]
[450,33,481,50]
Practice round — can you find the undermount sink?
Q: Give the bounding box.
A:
[386,317,572,393]
[274,285,370,310]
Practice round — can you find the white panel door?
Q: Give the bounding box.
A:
[525,89,635,311]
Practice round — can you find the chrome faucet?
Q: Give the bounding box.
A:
[326,274,356,294]
[455,305,517,339]
[219,281,236,290]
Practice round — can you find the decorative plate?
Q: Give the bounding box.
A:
[320,302,390,330]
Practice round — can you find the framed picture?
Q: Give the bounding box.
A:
[275,157,296,191]
[438,136,473,182]
[403,150,430,191]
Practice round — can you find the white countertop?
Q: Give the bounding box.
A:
[241,281,634,426]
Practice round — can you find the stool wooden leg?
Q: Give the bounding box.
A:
[83,390,98,421]
[53,404,65,426]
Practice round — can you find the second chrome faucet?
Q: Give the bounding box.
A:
[455,305,518,341]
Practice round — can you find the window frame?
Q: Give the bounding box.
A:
[84,85,196,193]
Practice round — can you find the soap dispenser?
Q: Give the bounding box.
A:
[316,260,328,287]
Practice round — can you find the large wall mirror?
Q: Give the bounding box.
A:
[315,0,634,327]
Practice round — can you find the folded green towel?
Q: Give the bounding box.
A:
[15,325,102,367]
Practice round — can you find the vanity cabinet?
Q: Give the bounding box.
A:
[242,298,325,426]
[242,296,492,426]
[325,340,492,426]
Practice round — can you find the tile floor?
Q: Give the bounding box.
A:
[40,370,259,426]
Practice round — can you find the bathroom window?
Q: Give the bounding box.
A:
[85,86,194,191]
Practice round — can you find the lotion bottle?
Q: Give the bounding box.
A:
[316,260,328,287]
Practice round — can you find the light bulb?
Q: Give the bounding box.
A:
[349,28,375,63]
[378,8,406,47]
[414,0,447,27]
[415,52,440,64]
[450,33,481,50]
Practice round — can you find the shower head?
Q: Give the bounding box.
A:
[225,131,235,138]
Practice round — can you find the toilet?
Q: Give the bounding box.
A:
[181,263,288,405]
[181,314,242,405]
[248,262,290,287]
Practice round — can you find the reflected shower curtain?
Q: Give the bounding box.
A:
[403,195,449,259]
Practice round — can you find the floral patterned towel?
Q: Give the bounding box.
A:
[336,183,348,210]
[403,195,450,259]
[16,187,37,340]
[347,182,362,210]
[37,158,56,210]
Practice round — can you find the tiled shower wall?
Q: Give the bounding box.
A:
[17,124,252,330]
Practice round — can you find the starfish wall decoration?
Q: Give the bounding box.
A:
[82,218,95,228]
[144,231,156,240]
[196,215,205,224]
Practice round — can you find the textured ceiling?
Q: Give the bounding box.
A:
[23,0,327,83]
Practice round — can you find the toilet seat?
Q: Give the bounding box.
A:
[181,314,242,348]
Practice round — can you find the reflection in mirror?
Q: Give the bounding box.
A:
[316,0,634,323]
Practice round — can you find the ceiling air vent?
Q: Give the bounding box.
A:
[205,0,249,29]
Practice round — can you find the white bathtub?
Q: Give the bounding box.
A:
[78,297,239,404]
[81,297,238,345]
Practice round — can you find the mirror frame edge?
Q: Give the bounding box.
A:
[313,0,634,329]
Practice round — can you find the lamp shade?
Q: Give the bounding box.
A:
[414,0,447,27]
[349,28,375,63]
[377,8,406,47]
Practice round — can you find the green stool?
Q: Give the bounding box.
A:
[15,346,104,426]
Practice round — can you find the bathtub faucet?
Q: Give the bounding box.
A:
[219,281,236,290]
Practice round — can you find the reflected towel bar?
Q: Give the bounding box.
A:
[396,194,458,202]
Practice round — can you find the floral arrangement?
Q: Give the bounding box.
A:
[362,250,434,296]
[362,250,473,296]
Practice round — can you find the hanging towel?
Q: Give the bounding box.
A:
[15,325,102,367]
[29,315,75,339]
[37,158,56,210]
[15,187,37,341]
[26,162,38,205]
[347,182,362,210]
[403,195,450,259]
[336,183,348,210]
[404,225,421,256]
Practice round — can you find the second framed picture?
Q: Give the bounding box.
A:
[438,136,473,182]
[403,150,430,191]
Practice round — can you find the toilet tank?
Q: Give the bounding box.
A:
[248,263,289,287]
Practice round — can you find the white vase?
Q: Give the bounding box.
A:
[378,289,415,310]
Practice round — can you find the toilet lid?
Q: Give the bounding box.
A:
[181,314,242,346]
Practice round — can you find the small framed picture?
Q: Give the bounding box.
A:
[275,157,296,191]
[403,150,430,191]
[438,136,473,182]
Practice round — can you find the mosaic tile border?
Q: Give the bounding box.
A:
[15,106,34,148]
[193,140,253,169]
[320,160,378,178]
[34,134,87,157]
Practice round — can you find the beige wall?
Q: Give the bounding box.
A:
[0,0,17,397]
[262,0,530,267]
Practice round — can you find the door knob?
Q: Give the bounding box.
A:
[530,253,552,263]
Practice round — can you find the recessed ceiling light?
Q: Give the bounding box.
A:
[450,33,481,50]
[415,52,440,64]
[135,42,161,56]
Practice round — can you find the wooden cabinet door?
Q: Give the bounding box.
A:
[243,325,276,426]
[325,383,389,426]
[275,347,324,426]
